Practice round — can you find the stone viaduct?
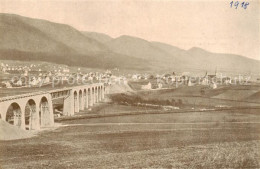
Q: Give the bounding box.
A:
[0,83,106,130]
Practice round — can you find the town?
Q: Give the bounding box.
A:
[1,61,258,90]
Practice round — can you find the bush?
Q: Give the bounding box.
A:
[171,99,176,106]
[177,99,183,106]
[110,93,181,107]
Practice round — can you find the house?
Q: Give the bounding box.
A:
[88,76,93,81]
[16,79,23,86]
[141,82,152,90]
[2,67,6,72]
[123,79,128,85]
[188,80,194,86]
[222,77,232,84]
[29,77,38,86]
[37,77,42,83]
[210,82,217,89]
[132,74,139,80]
[158,83,163,89]
[44,76,50,83]
[201,77,208,85]
[62,76,69,81]
[201,71,216,85]
[63,68,70,73]
[2,81,12,88]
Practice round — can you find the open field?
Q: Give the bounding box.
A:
[129,85,260,107]
[1,84,260,168]
[0,106,260,168]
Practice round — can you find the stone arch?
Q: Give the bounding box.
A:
[98,86,101,101]
[104,86,106,94]
[83,89,87,109]
[25,99,38,130]
[95,86,98,103]
[101,85,104,99]
[100,86,102,100]
[88,88,92,106]
[92,87,95,104]
[79,90,83,111]
[6,102,22,128]
[74,91,79,113]
[39,96,51,127]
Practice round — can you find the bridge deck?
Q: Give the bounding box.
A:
[0,81,101,99]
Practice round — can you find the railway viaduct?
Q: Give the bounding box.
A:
[0,83,106,130]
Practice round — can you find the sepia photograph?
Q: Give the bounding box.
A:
[0,0,260,168]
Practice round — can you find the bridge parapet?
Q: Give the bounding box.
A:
[0,83,105,102]
[0,91,48,102]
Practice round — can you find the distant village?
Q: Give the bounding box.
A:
[0,63,112,88]
[0,62,257,90]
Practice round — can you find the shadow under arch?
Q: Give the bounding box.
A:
[88,88,91,106]
[6,102,22,128]
[25,99,37,130]
[39,96,51,127]
[83,89,87,108]
[74,91,78,113]
[79,90,82,111]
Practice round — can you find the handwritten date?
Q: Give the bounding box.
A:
[230,1,249,9]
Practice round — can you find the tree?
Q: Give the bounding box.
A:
[166,99,171,105]
[178,99,183,106]
[171,99,176,106]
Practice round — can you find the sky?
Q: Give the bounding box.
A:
[0,0,259,60]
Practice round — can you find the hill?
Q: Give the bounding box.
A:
[106,36,260,73]
[0,13,259,73]
[82,31,113,44]
[0,13,147,70]
[0,13,106,55]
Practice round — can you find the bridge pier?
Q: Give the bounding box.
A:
[39,96,54,127]
[26,100,40,130]
[79,90,84,111]
[19,108,25,130]
[31,104,40,130]
[85,89,89,109]
[97,87,100,102]
[63,92,74,116]
[101,86,105,99]
[74,91,79,113]
[48,98,54,127]
[99,87,102,101]
[92,87,95,106]
[94,87,97,104]
[88,88,93,107]
[96,87,99,103]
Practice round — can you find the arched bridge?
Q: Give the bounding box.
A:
[0,83,106,130]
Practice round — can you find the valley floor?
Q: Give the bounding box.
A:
[0,106,260,168]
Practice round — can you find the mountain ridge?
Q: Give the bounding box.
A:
[0,13,259,73]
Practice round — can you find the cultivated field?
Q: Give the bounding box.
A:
[1,85,260,168]
[0,106,260,168]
